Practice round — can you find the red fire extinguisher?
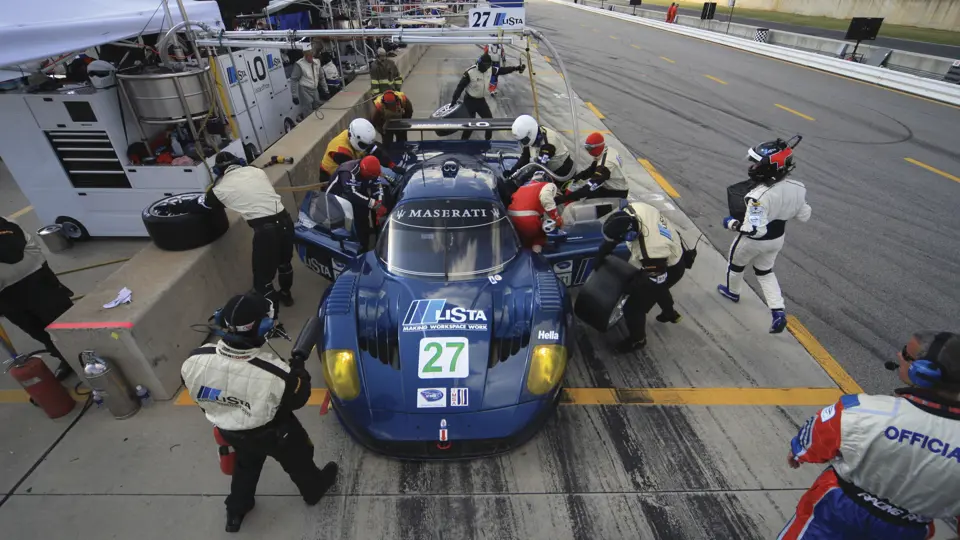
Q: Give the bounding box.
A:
[213,427,236,476]
[4,350,76,419]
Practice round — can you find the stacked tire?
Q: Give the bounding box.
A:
[142,193,229,251]
[574,256,638,332]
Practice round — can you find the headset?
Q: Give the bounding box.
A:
[620,205,641,243]
[211,295,276,345]
[907,332,951,389]
[212,156,247,178]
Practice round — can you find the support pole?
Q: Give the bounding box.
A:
[525,40,540,125]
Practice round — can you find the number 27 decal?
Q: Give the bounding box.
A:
[418,337,469,379]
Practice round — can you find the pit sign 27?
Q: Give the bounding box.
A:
[468,7,525,29]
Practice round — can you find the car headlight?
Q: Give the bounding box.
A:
[526,344,567,395]
[322,349,360,400]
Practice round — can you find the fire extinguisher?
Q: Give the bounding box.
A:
[213,427,236,476]
[3,350,76,419]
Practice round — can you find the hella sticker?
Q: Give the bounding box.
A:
[450,388,469,407]
[538,330,560,340]
[402,299,488,332]
[416,388,447,408]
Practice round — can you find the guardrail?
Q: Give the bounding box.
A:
[548,0,960,106]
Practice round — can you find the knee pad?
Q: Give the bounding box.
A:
[754,267,774,276]
[728,263,746,273]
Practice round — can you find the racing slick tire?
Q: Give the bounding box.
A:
[574,255,638,332]
[142,193,229,251]
[431,102,468,136]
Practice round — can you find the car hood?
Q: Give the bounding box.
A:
[341,255,548,414]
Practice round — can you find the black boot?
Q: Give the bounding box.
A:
[655,311,682,324]
[277,290,295,308]
[54,360,75,381]
[615,338,647,353]
[304,462,339,506]
[225,512,246,533]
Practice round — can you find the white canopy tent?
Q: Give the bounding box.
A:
[0,0,225,68]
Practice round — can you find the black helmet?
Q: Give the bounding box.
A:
[746,137,799,183]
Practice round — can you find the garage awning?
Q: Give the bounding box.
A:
[0,0,225,68]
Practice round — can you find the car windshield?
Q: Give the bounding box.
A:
[376,199,519,281]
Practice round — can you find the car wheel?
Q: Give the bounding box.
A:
[55,216,90,241]
[574,256,638,332]
[142,193,229,251]
[431,102,468,136]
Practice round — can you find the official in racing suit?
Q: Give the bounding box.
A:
[510,115,575,179]
[557,132,630,203]
[717,139,811,334]
[507,172,562,253]
[782,330,960,539]
[181,293,338,533]
[371,90,413,147]
[595,203,685,352]
[202,152,296,307]
[450,53,525,141]
[326,156,385,248]
[318,118,403,185]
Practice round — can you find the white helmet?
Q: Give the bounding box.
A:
[511,114,539,147]
[87,60,117,89]
[348,118,377,151]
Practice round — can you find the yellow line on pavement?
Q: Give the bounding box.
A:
[775,103,815,121]
[562,387,844,406]
[560,129,612,134]
[660,56,676,63]
[637,158,681,198]
[787,316,863,394]
[631,44,641,49]
[704,74,728,85]
[585,101,605,119]
[610,35,619,40]
[543,55,552,63]
[904,158,960,184]
[167,387,842,408]
[0,389,87,404]
[5,205,33,220]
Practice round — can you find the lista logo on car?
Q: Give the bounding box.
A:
[403,299,488,332]
[538,330,559,340]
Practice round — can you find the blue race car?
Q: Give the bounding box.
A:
[294,119,629,459]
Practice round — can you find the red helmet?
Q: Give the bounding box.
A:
[382,90,399,110]
[584,132,605,157]
[358,156,381,179]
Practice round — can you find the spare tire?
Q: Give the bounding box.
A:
[574,255,638,332]
[142,193,230,251]
[431,102,468,136]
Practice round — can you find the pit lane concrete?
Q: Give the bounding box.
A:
[2,38,955,539]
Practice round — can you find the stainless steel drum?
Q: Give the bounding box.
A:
[118,66,212,123]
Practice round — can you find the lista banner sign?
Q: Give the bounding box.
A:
[468,6,525,29]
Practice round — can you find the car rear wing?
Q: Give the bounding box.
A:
[384,118,517,133]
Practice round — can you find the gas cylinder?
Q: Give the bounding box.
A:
[4,351,76,419]
[213,427,236,475]
[80,350,140,419]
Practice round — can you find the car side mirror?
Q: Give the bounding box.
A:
[547,230,568,243]
[331,228,351,242]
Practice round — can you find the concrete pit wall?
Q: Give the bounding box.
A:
[48,45,428,400]
[728,0,960,32]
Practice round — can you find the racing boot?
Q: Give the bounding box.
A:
[770,309,787,334]
[277,290,295,308]
[717,284,740,303]
[615,337,647,353]
[225,504,252,533]
[304,462,339,506]
[656,310,682,324]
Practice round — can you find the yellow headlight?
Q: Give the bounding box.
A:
[526,344,567,395]
[322,349,360,400]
